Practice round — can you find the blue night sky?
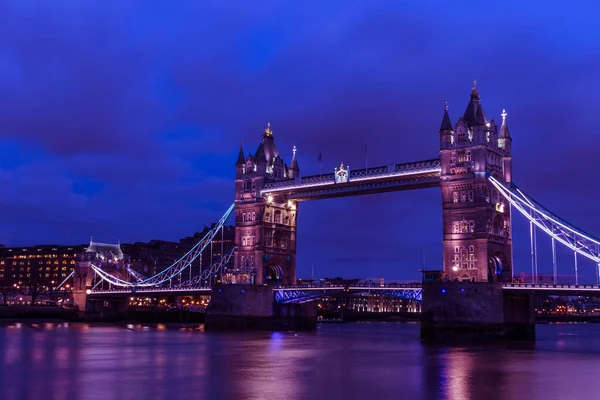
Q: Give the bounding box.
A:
[1,1,600,282]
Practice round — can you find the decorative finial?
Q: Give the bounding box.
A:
[473,79,477,89]
[292,145,297,156]
[264,122,273,137]
[240,140,244,148]
[444,101,448,111]
[501,109,507,122]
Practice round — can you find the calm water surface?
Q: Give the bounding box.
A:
[1,322,600,400]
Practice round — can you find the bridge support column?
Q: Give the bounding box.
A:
[72,259,94,319]
[421,282,535,341]
[205,284,316,331]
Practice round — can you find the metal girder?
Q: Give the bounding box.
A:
[274,286,423,304]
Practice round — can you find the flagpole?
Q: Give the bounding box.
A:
[319,152,323,175]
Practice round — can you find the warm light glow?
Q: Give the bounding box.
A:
[495,203,505,213]
[267,195,273,203]
[452,266,458,272]
[85,289,91,295]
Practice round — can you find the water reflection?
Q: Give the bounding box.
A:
[1,322,600,399]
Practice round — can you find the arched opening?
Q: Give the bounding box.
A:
[487,255,509,282]
[264,264,283,285]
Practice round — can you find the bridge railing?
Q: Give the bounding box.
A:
[502,283,600,290]
[276,283,422,289]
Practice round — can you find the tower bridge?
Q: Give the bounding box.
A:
[72,82,600,338]
[233,82,513,286]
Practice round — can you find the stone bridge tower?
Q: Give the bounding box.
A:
[233,123,299,285]
[439,83,513,282]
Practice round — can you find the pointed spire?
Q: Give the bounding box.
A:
[291,145,299,170]
[439,101,453,132]
[264,122,273,138]
[236,143,245,165]
[471,79,479,99]
[463,80,486,127]
[499,109,510,138]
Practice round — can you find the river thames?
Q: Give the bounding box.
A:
[1,322,600,399]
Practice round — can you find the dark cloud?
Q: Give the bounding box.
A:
[0,1,599,280]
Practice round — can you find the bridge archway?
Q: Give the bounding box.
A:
[264,265,283,285]
[488,253,510,282]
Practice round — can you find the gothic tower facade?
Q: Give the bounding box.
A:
[440,83,513,282]
[233,123,299,285]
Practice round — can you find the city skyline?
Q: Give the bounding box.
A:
[1,2,600,281]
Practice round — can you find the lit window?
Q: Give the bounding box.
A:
[466,151,471,161]
[453,192,458,203]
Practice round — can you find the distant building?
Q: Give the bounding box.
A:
[0,244,86,293]
[180,224,235,278]
[121,240,184,277]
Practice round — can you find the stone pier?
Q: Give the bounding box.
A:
[205,284,316,331]
[421,282,535,341]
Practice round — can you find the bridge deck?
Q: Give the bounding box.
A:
[87,283,600,298]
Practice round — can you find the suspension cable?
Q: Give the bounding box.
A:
[488,174,600,263]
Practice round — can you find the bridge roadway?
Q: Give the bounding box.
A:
[88,283,600,301]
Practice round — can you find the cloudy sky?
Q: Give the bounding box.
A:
[1,1,599,281]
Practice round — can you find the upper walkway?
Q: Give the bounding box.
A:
[260,159,441,201]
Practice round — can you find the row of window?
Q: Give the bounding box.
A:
[241,164,258,174]
[451,150,472,165]
[452,190,474,203]
[242,181,256,193]
[453,245,477,269]
[241,236,255,246]
[8,253,76,259]
[240,255,255,268]
[2,266,70,272]
[265,231,290,249]
[452,220,475,234]
[241,212,256,222]
[8,273,69,279]
[264,211,291,225]
[1,260,75,266]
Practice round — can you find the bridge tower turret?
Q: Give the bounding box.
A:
[440,82,513,282]
[233,123,298,285]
